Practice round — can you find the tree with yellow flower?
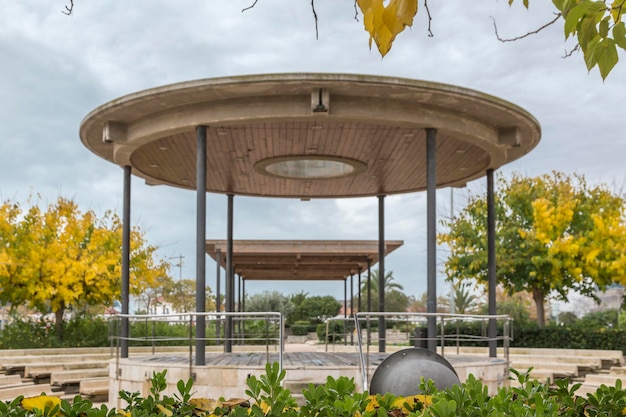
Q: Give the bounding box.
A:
[0,196,170,337]
[439,172,626,328]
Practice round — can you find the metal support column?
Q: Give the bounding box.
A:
[350,274,354,345]
[215,248,221,341]
[225,194,234,353]
[378,194,386,353]
[367,260,372,312]
[237,274,242,343]
[487,169,497,357]
[121,166,131,359]
[195,126,207,365]
[343,279,347,345]
[426,128,437,352]
[358,266,362,314]
[367,259,372,347]
[241,277,246,343]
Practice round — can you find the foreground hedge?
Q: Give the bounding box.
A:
[5,362,626,417]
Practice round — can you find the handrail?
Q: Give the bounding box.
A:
[108,311,283,380]
[324,312,512,391]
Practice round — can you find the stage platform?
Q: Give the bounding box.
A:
[108,346,509,409]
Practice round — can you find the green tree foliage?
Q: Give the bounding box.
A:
[580,308,619,328]
[479,295,533,326]
[288,291,309,325]
[245,291,295,318]
[360,270,409,312]
[408,292,453,313]
[295,295,341,323]
[0,196,170,336]
[361,269,404,294]
[355,0,626,79]
[558,311,579,325]
[451,281,480,314]
[162,278,215,313]
[440,172,626,328]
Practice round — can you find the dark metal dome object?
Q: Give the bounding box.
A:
[369,348,461,396]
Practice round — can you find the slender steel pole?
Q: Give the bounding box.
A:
[350,274,354,318]
[121,166,131,359]
[367,260,372,312]
[343,279,347,345]
[216,248,221,341]
[378,195,386,353]
[237,274,242,344]
[350,274,354,345]
[242,278,246,312]
[358,266,362,314]
[487,169,497,357]
[426,128,437,352]
[241,277,246,343]
[225,194,234,353]
[367,259,372,347]
[195,126,207,365]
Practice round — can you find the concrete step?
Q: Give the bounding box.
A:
[0,383,62,401]
[510,362,579,377]
[79,378,109,402]
[24,361,109,380]
[508,354,603,370]
[582,373,626,386]
[0,374,24,387]
[51,368,109,391]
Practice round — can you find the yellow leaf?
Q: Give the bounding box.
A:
[21,395,61,415]
[357,0,418,56]
[156,404,173,417]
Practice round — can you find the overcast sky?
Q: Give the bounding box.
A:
[1,1,625,302]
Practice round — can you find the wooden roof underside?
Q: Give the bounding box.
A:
[205,240,403,281]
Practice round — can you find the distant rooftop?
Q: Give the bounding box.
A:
[205,239,403,281]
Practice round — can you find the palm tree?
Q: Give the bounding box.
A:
[452,281,479,314]
[361,270,403,293]
[358,270,408,312]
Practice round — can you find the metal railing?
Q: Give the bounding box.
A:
[109,310,511,391]
[108,311,283,379]
[323,312,512,391]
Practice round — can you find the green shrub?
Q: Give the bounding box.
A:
[0,314,109,349]
[128,319,193,346]
[316,322,345,342]
[291,324,309,336]
[5,363,626,417]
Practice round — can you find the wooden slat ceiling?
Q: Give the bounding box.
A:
[130,122,488,198]
[205,240,403,281]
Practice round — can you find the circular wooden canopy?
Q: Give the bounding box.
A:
[79,73,541,198]
[205,240,403,281]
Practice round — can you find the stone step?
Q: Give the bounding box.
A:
[510,362,579,377]
[79,377,109,402]
[0,374,24,387]
[51,368,110,392]
[24,361,109,380]
[0,383,62,401]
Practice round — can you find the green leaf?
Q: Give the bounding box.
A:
[583,34,601,70]
[578,15,599,49]
[613,21,626,49]
[599,16,610,38]
[564,2,592,38]
[552,0,567,13]
[595,37,619,79]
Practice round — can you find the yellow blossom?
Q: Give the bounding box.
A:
[21,395,62,415]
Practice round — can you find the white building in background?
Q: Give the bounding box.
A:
[590,286,624,312]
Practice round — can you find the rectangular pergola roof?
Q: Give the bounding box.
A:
[205,240,403,281]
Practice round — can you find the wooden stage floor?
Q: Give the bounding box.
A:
[131,350,491,369]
